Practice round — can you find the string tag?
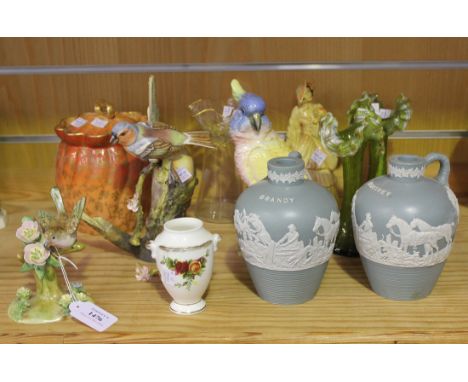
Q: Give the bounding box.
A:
[57,253,118,332]
[58,254,79,302]
[69,301,118,332]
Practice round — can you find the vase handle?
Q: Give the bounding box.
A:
[146,239,162,261]
[424,152,450,186]
[212,234,221,252]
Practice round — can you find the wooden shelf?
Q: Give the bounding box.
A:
[0,168,467,343]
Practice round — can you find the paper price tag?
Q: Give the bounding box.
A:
[371,103,392,119]
[379,108,392,119]
[90,117,108,128]
[311,148,327,167]
[162,269,176,284]
[371,102,380,114]
[371,103,380,114]
[70,117,88,128]
[70,301,118,332]
[222,105,234,118]
[176,167,193,183]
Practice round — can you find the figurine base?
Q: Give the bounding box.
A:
[169,299,206,315]
[8,295,65,324]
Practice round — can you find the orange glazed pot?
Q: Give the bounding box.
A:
[55,102,149,235]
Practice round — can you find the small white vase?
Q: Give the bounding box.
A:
[147,217,221,315]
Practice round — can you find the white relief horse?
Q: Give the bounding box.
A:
[386,215,441,256]
[386,215,414,252]
[410,218,453,245]
[313,211,340,247]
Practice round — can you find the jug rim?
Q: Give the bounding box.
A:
[389,154,425,167]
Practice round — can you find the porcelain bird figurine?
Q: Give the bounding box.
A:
[111,121,214,161]
[229,79,290,186]
[37,187,86,251]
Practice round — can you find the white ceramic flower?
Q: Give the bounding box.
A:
[58,294,73,310]
[76,292,91,302]
[16,287,32,300]
[16,220,41,243]
[23,243,50,266]
[127,192,139,213]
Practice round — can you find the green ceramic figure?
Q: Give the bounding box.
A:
[319,92,412,257]
[8,187,91,324]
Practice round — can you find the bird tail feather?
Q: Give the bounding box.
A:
[184,131,215,149]
[68,196,86,233]
[50,187,66,214]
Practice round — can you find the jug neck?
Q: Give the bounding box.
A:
[267,151,305,185]
[388,154,425,182]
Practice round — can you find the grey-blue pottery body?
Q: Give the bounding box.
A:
[234,152,339,304]
[352,153,459,300]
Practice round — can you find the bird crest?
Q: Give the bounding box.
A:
[231,79,247,102]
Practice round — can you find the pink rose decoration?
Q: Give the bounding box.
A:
[16,220,41,243]
[135,264,151,281]
[23,243,50,266]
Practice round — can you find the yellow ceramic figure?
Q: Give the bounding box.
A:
[286,82,339,197]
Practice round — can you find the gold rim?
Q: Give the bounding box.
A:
[159,240,213,252]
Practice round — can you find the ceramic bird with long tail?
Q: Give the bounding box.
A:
[111,121,214,161]
[37,187,86,252]
[111,120,214,246]
[229,79,290,185]
[82,76,214,257]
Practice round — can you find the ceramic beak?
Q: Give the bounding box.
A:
[250,113,262,132]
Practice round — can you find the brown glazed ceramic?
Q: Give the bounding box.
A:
[55,102,150,234]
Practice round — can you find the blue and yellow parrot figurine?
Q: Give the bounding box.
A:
[229,79,290,185]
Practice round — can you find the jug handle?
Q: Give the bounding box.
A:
[424,153,450,186]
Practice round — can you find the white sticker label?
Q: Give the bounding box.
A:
[162,268,177,285]
[90,117,108,128]
[70,117,87,128]
[379,108,392,119]
[176,167,193,183]
[311,148,327,167]
[371,103,380,114]
[222,105,234,118]
[70,301,118,332]
[371,103,392,119]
